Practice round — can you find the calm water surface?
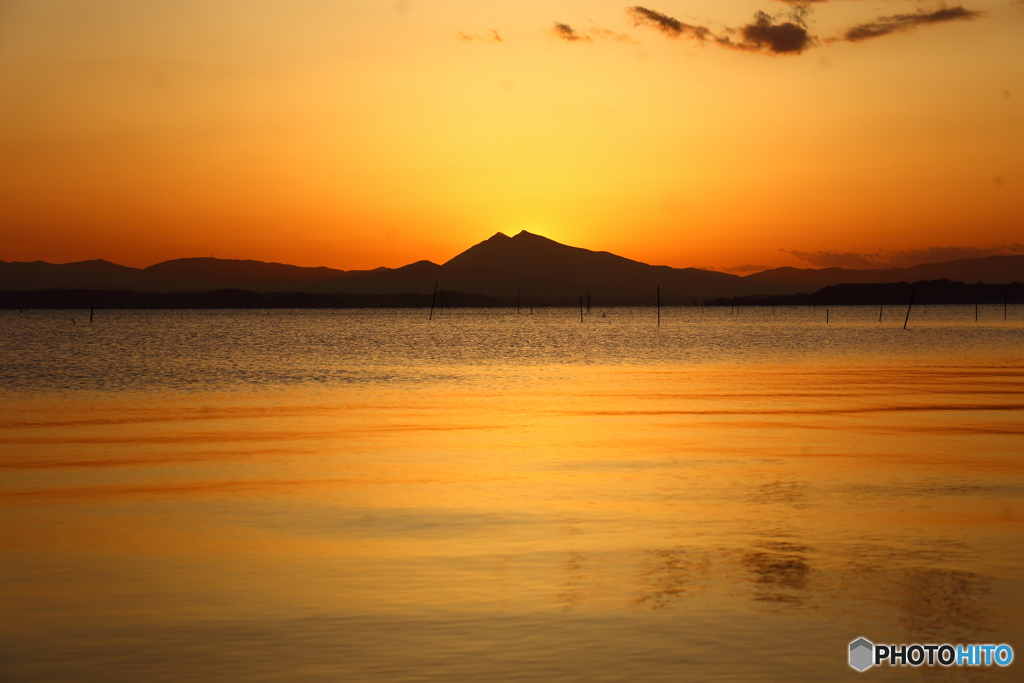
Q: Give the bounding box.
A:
[1,306,1022,681]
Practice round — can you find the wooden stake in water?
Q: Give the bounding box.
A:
[579,296,584,323]
[879,305,883,323]
[90,305,94,324]
[657,286,661,326]
[826,309,829,324]
[771,299,775,315]
[428,281,438,320]
[1005,289,1008,320]
[903,287,916,330]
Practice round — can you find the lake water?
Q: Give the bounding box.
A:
[1,306,1022,681]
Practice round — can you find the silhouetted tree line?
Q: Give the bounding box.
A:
[0,289,505,309]
[0,279,1020,309]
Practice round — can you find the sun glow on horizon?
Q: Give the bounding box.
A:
[1,0,1021,271]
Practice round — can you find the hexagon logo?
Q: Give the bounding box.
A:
[849,637,874,672]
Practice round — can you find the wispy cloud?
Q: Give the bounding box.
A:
[589,26,639,43]
[627,3,982,54]
[551,23,592,42]
[784,244,1024,269]
[547,21,637,44]
[723,264,771,274]
[458,29,503,43]
[627,6,814,54]
[627,6,713,41]
[840,6,982,42]
[784,250,882,269]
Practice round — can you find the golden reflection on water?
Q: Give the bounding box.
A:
[2,358,1023,681]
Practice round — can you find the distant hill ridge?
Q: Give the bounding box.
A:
[2,231,1023,300]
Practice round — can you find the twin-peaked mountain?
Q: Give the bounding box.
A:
[425,231,746,301]
[2,231,1022,302]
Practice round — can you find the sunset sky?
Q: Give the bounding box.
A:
[1,0,1021,272]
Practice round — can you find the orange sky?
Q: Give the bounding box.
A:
[1,0,1022,272]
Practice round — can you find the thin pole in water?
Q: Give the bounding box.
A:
[771,299,775,315]
[879,305,883,323]
[90,305,94,324]
[657,286,661,326]
[579,296,584,323]
[1005,289,1008,320]
[428,281,438,320]
[587,292,590,315]
[530,303,533,314]
[903,287,916,330]
[826,309,829,324]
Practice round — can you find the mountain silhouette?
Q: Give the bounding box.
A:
[433,231,747,301]
[2,231,1022,302]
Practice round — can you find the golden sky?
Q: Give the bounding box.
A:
[1,0,1021,272]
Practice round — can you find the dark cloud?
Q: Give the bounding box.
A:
[628,6,814,54]
[627,6,713,41]
[784,245,1024,269]
[841,6,982,42]
[458,29,503,43]
[731,11,813,53]
[551,22,592,42]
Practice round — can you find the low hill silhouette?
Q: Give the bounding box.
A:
[744,256,1024,291]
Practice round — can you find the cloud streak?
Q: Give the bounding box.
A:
[589,26,639,43]
[458,29,503,43]
[551,23,592,42]
[841,6,982,42]
[723,264,771,274]
[627,6,713,40]
[627,6,813,54]
[784,245,1024,269]
[627,3,983,54]
[547,22,637,44]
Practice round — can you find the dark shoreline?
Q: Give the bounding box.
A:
[0,279,1020,309]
